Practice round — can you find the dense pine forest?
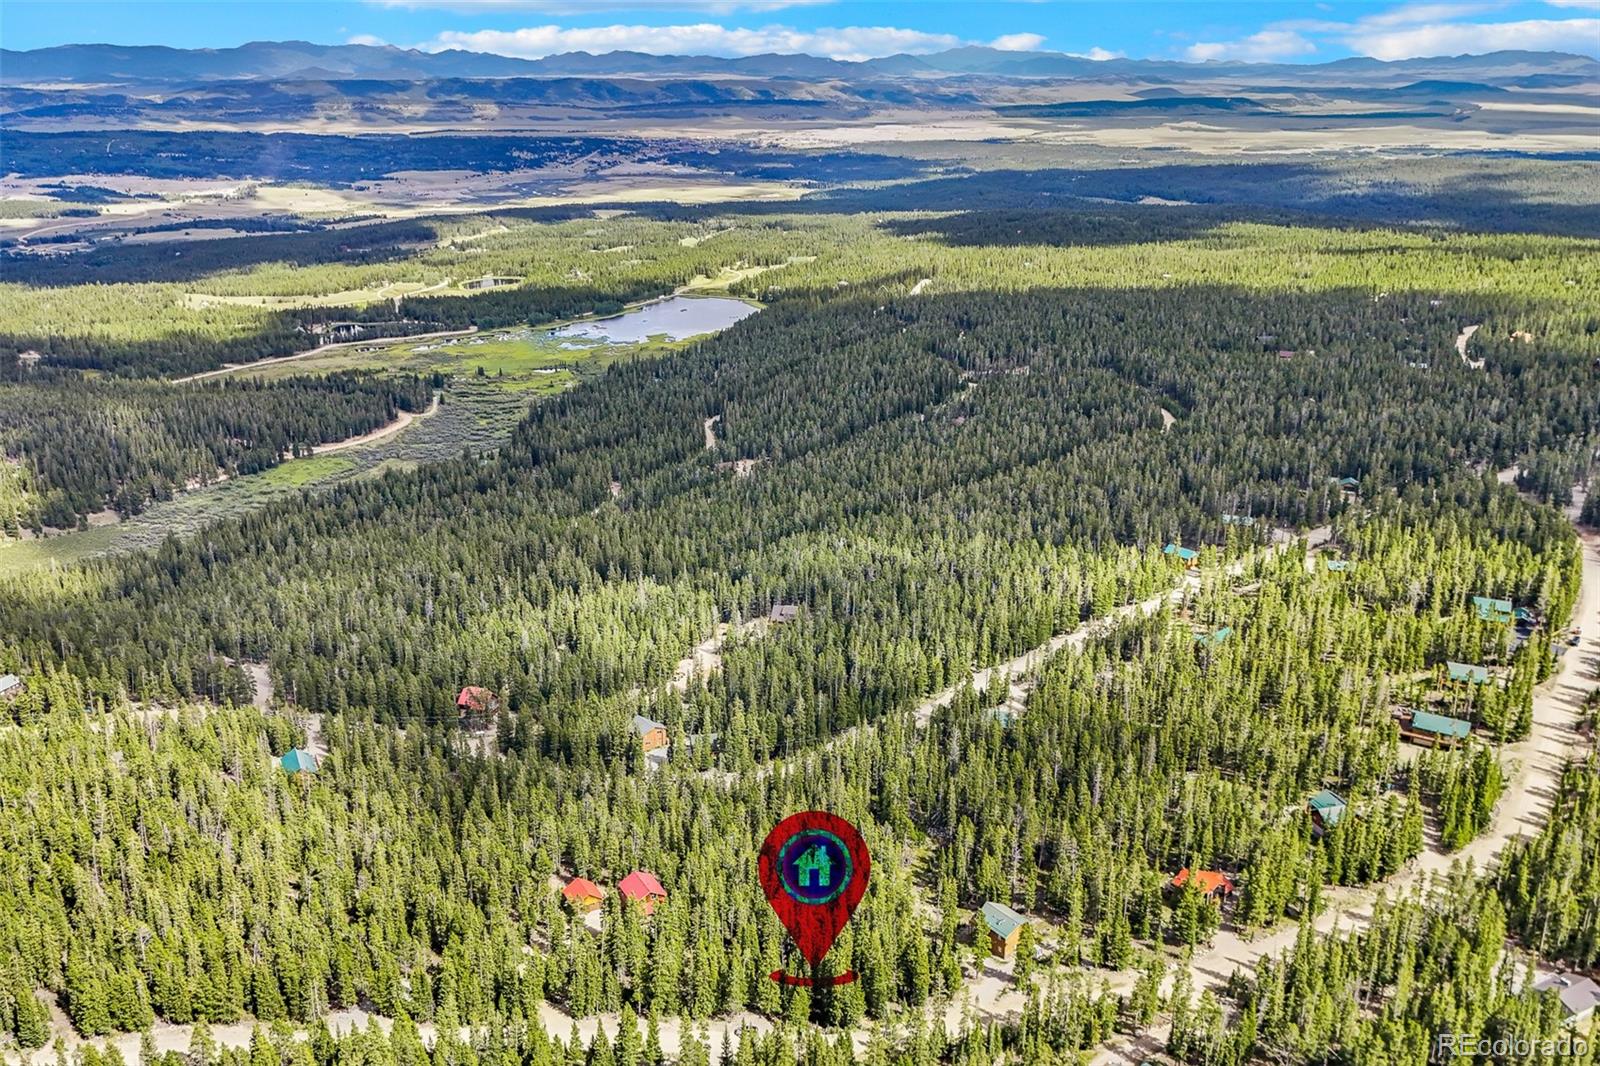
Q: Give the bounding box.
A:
[0,370,433,528]
[1,145,1598,1065]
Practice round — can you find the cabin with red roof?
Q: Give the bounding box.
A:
[618,870,666,915]
[561,877,604,913]
[1169,867,1236,901]
[456,686,499,728]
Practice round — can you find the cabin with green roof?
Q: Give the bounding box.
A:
[1402,709,1472,747]
[1324,559,1349,572]
[1307,790,1347,833]
[1472,596,1513,624]
[1194,626,1233,647]
[980,901,1030,959]
[279,749,319,776]
[1446,661,1491,686]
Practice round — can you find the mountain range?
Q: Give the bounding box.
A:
[6,40,1599,86]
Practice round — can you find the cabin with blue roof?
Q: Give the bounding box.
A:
[1402,709,1472,747]
[1194,626,1233,647]
[1336,476,1360,492]
[279,749,319,776]
[1324,559,1349,572]
[1472,596,1513,624]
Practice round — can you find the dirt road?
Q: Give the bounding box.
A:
[309,393,440,456]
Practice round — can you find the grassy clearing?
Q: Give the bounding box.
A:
[257,455,355,487]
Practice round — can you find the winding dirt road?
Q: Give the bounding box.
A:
[309,393,440,456]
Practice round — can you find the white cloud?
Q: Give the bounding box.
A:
[1343,15,1600,57]
[423,22,968,61]
[990,33,1047,52]
[1352,2,1504,28]
[1181,1,1600,62]
[1185,29,1318,62]
[1071,46,1125,61]
[347,34,391,47]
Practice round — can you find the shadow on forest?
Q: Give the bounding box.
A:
[2,217,444,287]
[652,162,1600,240]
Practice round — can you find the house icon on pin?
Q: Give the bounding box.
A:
[797,844,832,888]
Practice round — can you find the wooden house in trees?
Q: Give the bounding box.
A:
[1307,790,1347,834]
[1401,709,1472,748]
[632,714,669,753]
[619,870,666,915]
[1169,868,1236,901]
[1335,476,1360,495]
[768,603,801,624]
[981,901,1029,959]
[279,749,319,777]
[561,877,604,913]
[1472,596,1514,624]
[0,674,20,699]
[1163,543,1199,568]
[456,686,499,729]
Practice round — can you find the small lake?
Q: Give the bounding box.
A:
[551,295,757,344]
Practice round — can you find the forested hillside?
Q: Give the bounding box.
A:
[1,166,1598,1065]
[0,370,432,528]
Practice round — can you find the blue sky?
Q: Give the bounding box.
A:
[3,1,1597,62]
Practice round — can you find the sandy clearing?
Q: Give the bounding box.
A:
[243,662,273,710]
[1160,408,1177,433]
[703,414,720,451]
[909,277,932,296]
[308,393,441,456]
[1457,323,1485,370]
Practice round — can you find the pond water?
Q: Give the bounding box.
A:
[550,295,757,344]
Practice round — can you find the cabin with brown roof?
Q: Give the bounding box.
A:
[561,877,604,913]
[768,603,801,624]
[619,870,666,915]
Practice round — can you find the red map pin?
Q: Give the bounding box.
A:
[758,810,871,986]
